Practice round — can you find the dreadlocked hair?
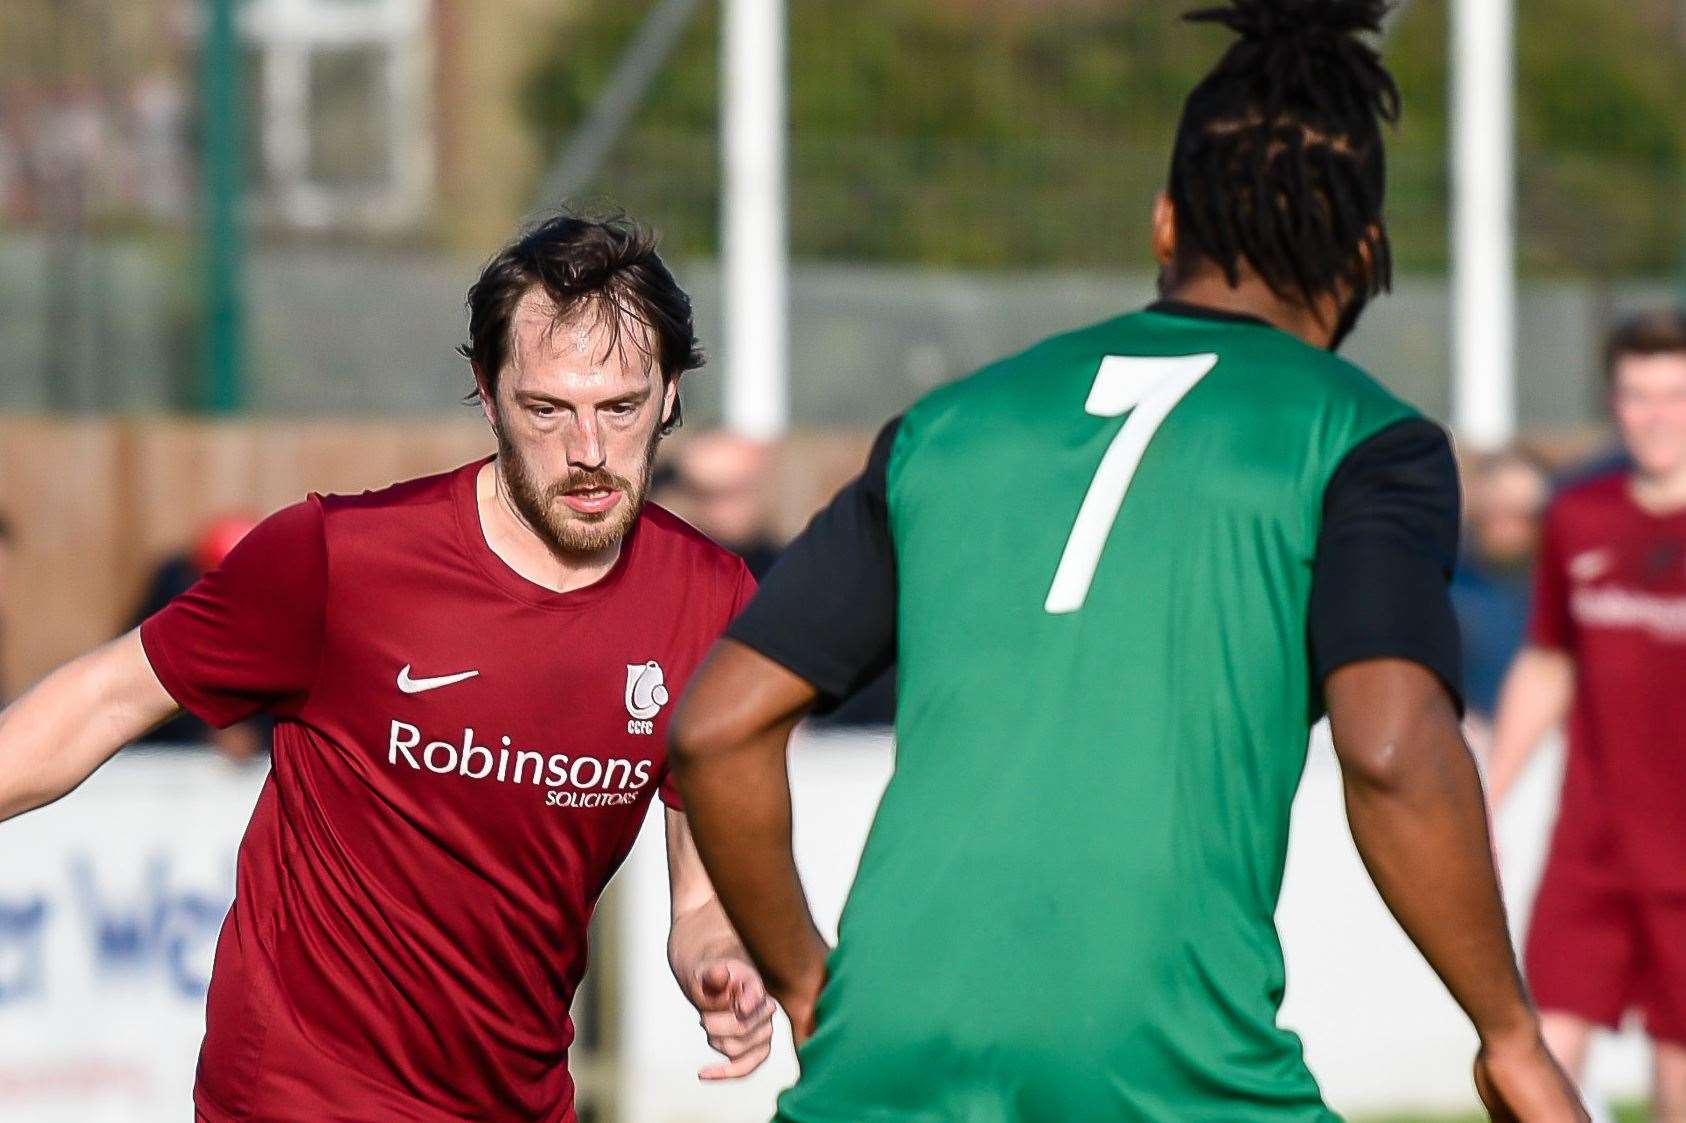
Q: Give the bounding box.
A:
[1169,0,1400,309]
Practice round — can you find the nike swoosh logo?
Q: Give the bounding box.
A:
[397,665,480,694]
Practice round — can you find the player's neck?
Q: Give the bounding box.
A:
[1629,463,1686,517]
[475,461,622,593]
[1163,274,1341,351]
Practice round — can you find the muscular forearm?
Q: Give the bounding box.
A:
[1330,665,1537,1045]
[1342,745,1536,1041]
[672,724,829,1005]
[0,631,175,822]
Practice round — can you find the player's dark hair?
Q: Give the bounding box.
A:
[1604,308,1686,384]
[1168,0,1400,320]
[459,213,704,435]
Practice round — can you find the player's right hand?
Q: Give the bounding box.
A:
[771,968,826,1052]
[1473,1034,1589,1123]
[783,993,818,1051]
[688,958,776,1081]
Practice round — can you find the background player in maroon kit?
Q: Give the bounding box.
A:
[0,215,775,1120]
[1490,309,1686,1116]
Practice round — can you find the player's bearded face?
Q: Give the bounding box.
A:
[488,294,676,558]
[496,418,659,557]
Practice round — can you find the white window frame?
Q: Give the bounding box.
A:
[240,0,433,231]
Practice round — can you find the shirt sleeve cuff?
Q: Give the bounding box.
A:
[724,618,862,705]
[138,616,249,730]
[1314,636,1467,718]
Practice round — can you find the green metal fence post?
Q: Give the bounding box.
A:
[200,0,245,414]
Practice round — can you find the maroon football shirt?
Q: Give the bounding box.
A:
[1529,471,1686,894]
[140,459,753,1121]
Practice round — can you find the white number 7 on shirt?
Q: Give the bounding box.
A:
[1045,354,1220,615]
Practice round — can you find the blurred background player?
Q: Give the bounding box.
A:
[1488,308,1686,1118]
[673,2,1584,1120]
[1453,449,1551,739]
[0,214,775,1121]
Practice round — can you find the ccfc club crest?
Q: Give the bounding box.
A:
[624,661,668,735]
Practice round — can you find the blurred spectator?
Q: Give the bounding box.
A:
[667,432,782,578]
[1488,309,1686,1108]
[0,511,13,702]
[1451,450,1550,724]
[128,514,267,759]
[662,432,895,726]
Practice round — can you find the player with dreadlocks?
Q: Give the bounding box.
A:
[672,1,1587,1119]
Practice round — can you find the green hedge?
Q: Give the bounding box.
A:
[522,0,1685,275]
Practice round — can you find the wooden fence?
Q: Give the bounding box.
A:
[0,419,871,693]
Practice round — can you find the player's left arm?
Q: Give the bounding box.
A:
[665,807,777,1080]
[670,642,830,1044]
[1313,419,1585,1120]
[1326,662,1582,1121]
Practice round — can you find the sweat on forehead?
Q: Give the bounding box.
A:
[508,288,660,376]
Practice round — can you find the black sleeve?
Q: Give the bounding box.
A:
[1309,417,1465,715]
[726,418,901,703]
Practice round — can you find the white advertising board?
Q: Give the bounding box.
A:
[0,751,265,1123]
[0,729,1648,1122]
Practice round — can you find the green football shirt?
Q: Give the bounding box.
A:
[728,302,1464,1122]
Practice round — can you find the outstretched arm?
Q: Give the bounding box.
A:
[2,500,330,825]
[666,806,777,1079]
[1488,490,1575,807]
[1326,658,1585,1122]
[0,629,179,822]
[668,640,829,1043]
[1485,646,1574,806]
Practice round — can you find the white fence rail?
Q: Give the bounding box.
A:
[0,730,1646,1121]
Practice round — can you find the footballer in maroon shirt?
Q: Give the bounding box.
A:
[1490,309,1686,1115]
[0,215,775,1121]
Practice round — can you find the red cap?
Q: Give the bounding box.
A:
[193,515,259,574]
